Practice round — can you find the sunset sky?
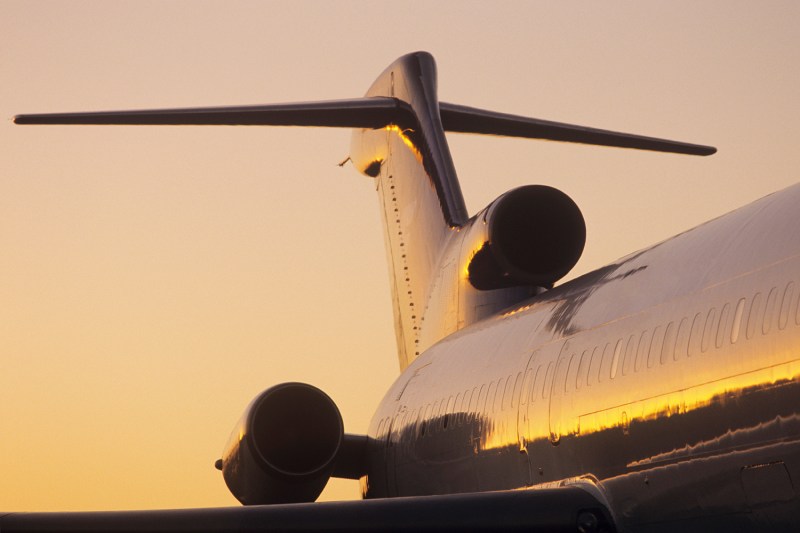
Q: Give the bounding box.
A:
[1,1,798,511]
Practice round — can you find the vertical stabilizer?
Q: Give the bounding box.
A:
[15,51,716,374]
[350,52,467,371]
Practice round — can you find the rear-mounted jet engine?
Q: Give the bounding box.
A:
[465,185,586,290]
[217,383,366,505]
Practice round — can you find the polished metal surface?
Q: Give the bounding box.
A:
[366,181,800,528]
[362,82,800,527]
[13,51,790,532]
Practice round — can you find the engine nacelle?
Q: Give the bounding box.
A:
[219,383,344,505]
[467,185,585,289]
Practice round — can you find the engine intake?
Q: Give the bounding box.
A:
[219,383,344,505]
[468,185,585,289]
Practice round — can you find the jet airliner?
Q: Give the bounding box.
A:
[9,52,799,532]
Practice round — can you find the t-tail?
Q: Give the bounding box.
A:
[15,51,716,372]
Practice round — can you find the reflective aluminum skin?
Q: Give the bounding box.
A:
[11,52,793,532]
[351,54,799,532]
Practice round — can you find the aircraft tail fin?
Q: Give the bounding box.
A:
[14,51,716,372]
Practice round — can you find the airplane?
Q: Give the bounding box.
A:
[8,51,799,532]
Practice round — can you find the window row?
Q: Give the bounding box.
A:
[379,280,798,441]
[540,279,798,398]
[380,370,530,441]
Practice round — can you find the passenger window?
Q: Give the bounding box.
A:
[635,330,650,372]
[586,346,603,386]
[499,375,510,411]
[648,325,663,368]
[487,381,498,413]
[520,369,533,405]
[688,313,702,357]
[388,417,396,438]
[660,322,675,365]
[731,298,746,343]
[747,292,762,340]
[576,350,590,390]
[610,339,622,379]
[504,374,514,409]
[597,343,612,383]
[477,385,487,415]
[448,395,457,428]
[443,396,454,429]
[505,374,515,409]
[796,285,800,326]
[511,372,523,408]
[565,354,577,392]
[494,377,506,412]
[779,282,794,330]
[551,358,564,397]
[701,308,717,353]
[468,386,478,416]
[622,335,636,376]
[542,361,554,399]
[763,287,778,335]
[674,317,689,361]
[531,365,543,402]
[715,303,730,349]
[398,411,408,434]
[460,389,471,425]
[431,400,441,432]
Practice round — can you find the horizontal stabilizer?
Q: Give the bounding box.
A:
[15,97,715,155]
[14,97,407,128]
[439,102,716,156]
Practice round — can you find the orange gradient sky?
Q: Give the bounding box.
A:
[1,1,798,511]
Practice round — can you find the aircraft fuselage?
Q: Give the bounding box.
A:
[364,183,800,531]
[13,51,789,533]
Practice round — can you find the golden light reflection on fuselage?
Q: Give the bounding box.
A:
[387,254,800,472]
[574,358,800,441]
[502,304,533,318]
[385,125,422,163]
